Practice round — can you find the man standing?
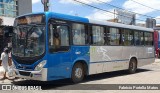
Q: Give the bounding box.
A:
[0,48,9,79]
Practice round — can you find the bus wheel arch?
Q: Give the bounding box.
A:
[128,57,137,74]
[71,60,88,83]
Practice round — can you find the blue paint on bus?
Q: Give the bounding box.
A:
[12,12,90,81]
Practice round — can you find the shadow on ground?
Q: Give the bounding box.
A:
[11,68,151,90]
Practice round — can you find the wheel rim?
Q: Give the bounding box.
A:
[75,67,83,79]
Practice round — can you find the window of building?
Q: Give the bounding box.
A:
[3,0,15,4]
[72,23,87,45]
[0,0,17,17]
[108,27,120,45]
[92,26,105,45]
[0,3,3,8]
[0,9,3,15]
[134,31,144,46]
[144,32,153,46]
[122,29,134,46]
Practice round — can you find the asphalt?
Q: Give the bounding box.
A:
[0,59,160,93]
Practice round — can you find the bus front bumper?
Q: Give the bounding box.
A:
[14,68,48,81]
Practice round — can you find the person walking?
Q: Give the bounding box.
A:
[0,48,9,79]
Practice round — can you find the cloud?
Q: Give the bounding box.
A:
[59,0,112,4]
[123,0,160,14]
[32,0,40,4]
[85,9,116,21]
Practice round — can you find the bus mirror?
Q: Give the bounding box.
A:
[4,27,13,37]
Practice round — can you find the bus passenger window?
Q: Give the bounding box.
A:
[72,23,86,45]
[144,32,153,46]
[109,28,120,45]
[134,31,144,46]
[49,23,69,52]
[134,31,139,45]
[122,29,134,46]
[92,26,105,45]
[139,32,144,45]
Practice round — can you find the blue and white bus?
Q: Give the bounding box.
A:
[12,12,155,83]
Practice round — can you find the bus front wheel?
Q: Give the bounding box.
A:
[71,62,84,83]
[128,58,137,74]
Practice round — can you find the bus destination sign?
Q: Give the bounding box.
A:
[15,14,45,25]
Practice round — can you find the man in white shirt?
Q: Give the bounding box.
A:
[0,48,9,79]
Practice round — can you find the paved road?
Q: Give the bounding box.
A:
[1,59,160,93]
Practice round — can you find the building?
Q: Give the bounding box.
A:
[0,0,32,54]
[107,18,119,23]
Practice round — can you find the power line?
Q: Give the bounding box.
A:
[129,0,160,12]
[96,0,154,18]
[73,0,146,22]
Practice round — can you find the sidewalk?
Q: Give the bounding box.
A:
[0,78,24,84]
[155,58,160,63]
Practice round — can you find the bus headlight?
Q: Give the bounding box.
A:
[34,60,47,71]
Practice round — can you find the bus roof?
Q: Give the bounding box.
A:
[17,12,153,32]
[89,20,153,32]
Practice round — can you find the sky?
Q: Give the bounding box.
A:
[32,0,160,24]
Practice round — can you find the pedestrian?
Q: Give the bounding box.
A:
[8,47,12,66]
[0,48,9,79]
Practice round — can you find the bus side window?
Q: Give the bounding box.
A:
[109,27,120,45]
[72,23,86,45]
[49,22,70,53]
[144,32,153,46]
[134,31,139,45]
[121,29,134,46]
[134,31,144,46]
[92,26,105,45]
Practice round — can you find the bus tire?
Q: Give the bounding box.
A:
[71,62,84,83]
[128,58,137,74]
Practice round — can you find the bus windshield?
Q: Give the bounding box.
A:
[12,24,45,57]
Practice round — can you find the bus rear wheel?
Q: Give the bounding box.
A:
[71,62,84,83]
[128,58,137,74]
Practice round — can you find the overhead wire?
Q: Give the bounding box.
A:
[73,0,146,22]
[96,0,155,18]
[129,0,160,12]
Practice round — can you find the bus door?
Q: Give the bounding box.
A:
[48,22,72,79]
[154,31,158,57]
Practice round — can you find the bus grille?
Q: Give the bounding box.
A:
[19,71,31,76]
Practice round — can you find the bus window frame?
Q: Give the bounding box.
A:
[89,23,107,46]
[91,25,106,46]
[121,28,134,46]
[71,22,89,46]
[144,31,154,46]
[108,26,121,46]
[48,18,71,53]
[134,30,144,46]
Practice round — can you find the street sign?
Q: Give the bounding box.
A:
[116,9,136,25]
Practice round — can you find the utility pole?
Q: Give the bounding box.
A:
[41,0,49,12]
